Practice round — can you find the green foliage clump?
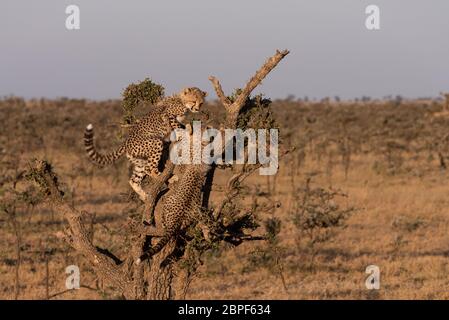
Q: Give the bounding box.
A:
[227,89,276,131]
[122,78,165,125]
[25,160,63,198]
[264,217,282,245]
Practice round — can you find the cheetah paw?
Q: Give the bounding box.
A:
[168,175,179,184]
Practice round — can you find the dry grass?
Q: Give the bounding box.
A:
[1,96,449,299]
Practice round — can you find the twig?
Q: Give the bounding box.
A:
[214,147,294,220]
[4,207,22,300]
[208,76,232,109]
[45,256,50,300]
[10,210,21,300]
[48,285,100,300]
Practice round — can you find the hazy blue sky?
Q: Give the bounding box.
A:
[1,0,448,100]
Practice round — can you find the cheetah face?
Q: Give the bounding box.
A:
[180,87,207,113]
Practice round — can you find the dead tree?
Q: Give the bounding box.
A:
[26,49,289,300]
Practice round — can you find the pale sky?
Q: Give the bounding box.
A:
[1,0,448,100]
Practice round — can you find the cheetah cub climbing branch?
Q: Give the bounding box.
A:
[136,126,212,264]
[84,87,207,201]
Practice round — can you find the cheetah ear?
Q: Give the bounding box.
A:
[182,88,191,94]
[202,91,208,97]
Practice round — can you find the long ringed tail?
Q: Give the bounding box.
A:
[136,234,172,264]
[84,124,125,166]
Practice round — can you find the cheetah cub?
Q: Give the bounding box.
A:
[84,87,207,201]
[136,162,210,263]
[137,125,212,264]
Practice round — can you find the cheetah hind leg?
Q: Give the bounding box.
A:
[144,139,164,177]
[129,164,148,202]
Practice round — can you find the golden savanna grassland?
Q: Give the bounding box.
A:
[2,94,449,299]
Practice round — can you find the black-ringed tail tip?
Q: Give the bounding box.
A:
[86,124,93,130]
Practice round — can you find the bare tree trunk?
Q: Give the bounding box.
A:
[147,241,176,300]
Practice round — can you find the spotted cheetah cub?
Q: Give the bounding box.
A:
[136,162,210,263]
[84,87,207,201]
[137,127,212,264]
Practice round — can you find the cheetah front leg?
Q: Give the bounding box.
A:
[167,115,186,142]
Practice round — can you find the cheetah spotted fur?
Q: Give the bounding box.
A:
[84,87,207,201]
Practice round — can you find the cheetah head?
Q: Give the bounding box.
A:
[179,87,207,113]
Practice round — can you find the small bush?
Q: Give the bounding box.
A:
[122,78,164,125]
[291,177,355,264]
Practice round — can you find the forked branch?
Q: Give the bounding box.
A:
[209,49,289,125]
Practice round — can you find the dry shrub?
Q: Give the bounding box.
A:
[291,177,355,266]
